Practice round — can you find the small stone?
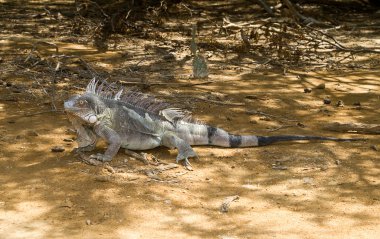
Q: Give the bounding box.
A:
[26,130,39,136]
[353,102,361,106]
[245,95,258,100]
[335,160,341,165]
[370,145,379,151]
[63,138,74,142]
[185,164,193,171]
[315,83,326,89]
[86,219,91,225]
[62,198,73,208]
[297,122,305,128]
[304,88,312,93]
[336,100,344,107]
[94,175,111,182]
[272,165,288,170]
[320,165,329,171]
[323,98,331,104]
[303,177,313,184]
[259,116,271,121]
[51,146,65,152]
[163,53,175,61]
[249,119,258,124]
[57,12,64,20]
[11,88,22,93]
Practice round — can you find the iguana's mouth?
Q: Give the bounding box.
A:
[64,99,76,110]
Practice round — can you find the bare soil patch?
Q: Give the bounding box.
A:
[0,1,379,238]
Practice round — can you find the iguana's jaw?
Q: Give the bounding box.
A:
[64,96,97,124]
[64,96,84,114]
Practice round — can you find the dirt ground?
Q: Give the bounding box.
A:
[1,1,380,238]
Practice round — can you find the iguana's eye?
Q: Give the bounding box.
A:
[78,100,85,105]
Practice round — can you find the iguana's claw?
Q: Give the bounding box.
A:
[73,144,96,153]
[176,147,197,167]
[176,157,192,167]
[89,153,112,162]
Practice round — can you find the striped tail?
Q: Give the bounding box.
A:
[175,123,363,148]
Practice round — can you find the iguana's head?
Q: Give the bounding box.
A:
[64,94,100,124]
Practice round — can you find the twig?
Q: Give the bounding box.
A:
[282,0,328,26]
[144,163,179,179]
[247,110,298,122]
[173,95,245,106]
[222,17,251,30]
[305,25,380,53]
[256,0,275,16]
[323,122,380,134]
[124,149,149,164]
[267,125,294,132]
[180,3,193,16]
[2,110,64,121]
[32,41,59,53]
[23,109,64,117]
[78,58,100,78]
[86,0,109,18]
[119,80,215,87]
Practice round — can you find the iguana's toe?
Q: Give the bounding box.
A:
[74,144,96,153]
[176,147,198,166]
[176,156,192,167]
[89,153,112,162]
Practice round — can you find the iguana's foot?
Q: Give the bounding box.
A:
[89,153,112,162]
[176,146,198,167]
[161,132,198,167]
[73,144,96,153]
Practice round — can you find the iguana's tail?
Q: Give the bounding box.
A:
[175,123,364,148]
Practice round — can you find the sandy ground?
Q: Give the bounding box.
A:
[0,1,380,238]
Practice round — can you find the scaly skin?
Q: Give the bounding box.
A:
[64,79,364,165]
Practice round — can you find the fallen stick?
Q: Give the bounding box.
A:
[246,109,298,122]
[119,81,215,87]
[267,125,294,132]
[174,95,245,106]
[256,0,275,16]
[323,122,380,134]
[124,149,149,164]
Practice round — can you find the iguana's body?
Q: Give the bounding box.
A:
[64,79,360,165]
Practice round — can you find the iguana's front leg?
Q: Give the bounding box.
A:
[162,132,198,166]
[90,123,121,162]
[68,115,97,152]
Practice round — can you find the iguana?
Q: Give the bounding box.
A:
[64,79,361,166]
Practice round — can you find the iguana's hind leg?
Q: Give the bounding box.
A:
[161,132,198,166]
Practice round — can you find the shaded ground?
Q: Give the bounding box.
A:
[0,1,379,238]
